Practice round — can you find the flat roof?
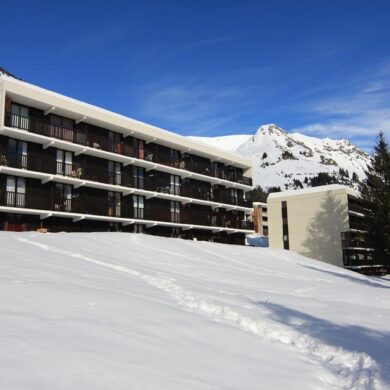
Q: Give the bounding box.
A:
[253,202,267,207]
[0,74,252,171]
[268,184,359,200]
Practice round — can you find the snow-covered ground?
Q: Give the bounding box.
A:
[1,232,389,390]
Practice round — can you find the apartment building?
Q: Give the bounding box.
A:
[252,202,268,236]
[0,71,254,244]
[268,185,376,271]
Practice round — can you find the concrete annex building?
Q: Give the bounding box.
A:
[267,185,374,270]
[0,70,254,244]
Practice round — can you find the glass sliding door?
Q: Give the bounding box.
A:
[54,183,72,211]
[133,166,144,189]
[8,139,28,169]
[108,161,122,185]
[170,201,180,223]
[56,150,73,176]
[64,151,73,176]
[6,176,26,207]
[108,191,121,217]
[133,195,144,219]
[170,175,180,195]
[10,104,29,130]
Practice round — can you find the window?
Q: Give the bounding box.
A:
[8,139,27,169]
[134,138,145,160]
[171,201,181,223]
[170,175,180,195]
[54,183,72,212]
[6,176,26,207]
[171,227,181,238]
[10,103,29,130]
[170,149,181,167]
[108,191,121,217]
[108,131,122,154]
[133,166,145,189]
[50,115,74,141]
[56,150,73,176]
[133,195,145,219]
[231,188,238,204]
[281,201,289,250]
[133,224,145,234]
[108,161,122,185]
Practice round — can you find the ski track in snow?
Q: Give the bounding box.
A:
[17,236,384,390]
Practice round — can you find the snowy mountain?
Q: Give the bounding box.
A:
[1,232,389,389]
[190,124,371,190]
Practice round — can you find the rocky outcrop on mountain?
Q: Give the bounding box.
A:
[190,124,370,190]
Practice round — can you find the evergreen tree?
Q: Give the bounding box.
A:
[360,132,390,266]
[246,185,281,203]
[310,172,338,187]
[246,186,268,202]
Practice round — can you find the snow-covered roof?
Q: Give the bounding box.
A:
[0,73,252,171]
[0,66,19,79]
[268,184,359,200]
[253,201,267,207]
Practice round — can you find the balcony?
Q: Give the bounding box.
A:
[181,184,213,202]
[4,112,253,188]
[145,209,178,223]
[0,188,135,219]
[1,191,26,208]
[0,151,55,174]
[341,231,371,249]
[5,112,86,145]
[182,209,212,226]
[211,214,252,230]
[348,202,367,215]
[238,176,252,186]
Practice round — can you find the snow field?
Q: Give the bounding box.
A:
[0,232,389,389]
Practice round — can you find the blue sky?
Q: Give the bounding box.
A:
[1,0,390,150]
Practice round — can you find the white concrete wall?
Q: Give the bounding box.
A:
[0,75,252,176]
[268,187,351,267]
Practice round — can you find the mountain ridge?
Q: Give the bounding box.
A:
[190,124,371,190]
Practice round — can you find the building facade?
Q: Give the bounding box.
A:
[268,185,376,271]
[252,202,268,236]
[0,72,254,244]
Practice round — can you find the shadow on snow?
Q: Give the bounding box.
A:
[253,300,390,384]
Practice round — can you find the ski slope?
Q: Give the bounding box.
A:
[0,232,389,390]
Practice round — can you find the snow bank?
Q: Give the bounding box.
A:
[0,232,389,389]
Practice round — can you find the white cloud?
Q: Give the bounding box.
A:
[292,59,390,149]
[135,77,246,135]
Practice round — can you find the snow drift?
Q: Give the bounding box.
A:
[0,232,389,390]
